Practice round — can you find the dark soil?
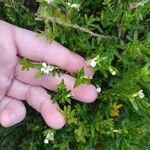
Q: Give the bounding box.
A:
[24,0,38,12]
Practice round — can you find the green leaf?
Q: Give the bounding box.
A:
[19,58,35,71]
[60,105,78,125]
[51,80,72,104]
[73,68,91,88]
[129,98,139,111]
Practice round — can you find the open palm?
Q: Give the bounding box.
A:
[0,21,97,129]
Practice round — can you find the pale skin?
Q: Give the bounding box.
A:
[0,20,98,129]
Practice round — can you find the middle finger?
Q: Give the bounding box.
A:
[15,64,98,103]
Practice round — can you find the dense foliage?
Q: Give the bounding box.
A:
[0,0,150,149]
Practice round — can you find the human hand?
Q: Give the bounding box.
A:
[0,20,98,129]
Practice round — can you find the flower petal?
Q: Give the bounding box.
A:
[42,62,47,68]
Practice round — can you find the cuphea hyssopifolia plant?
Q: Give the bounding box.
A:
[20,0,150,148]
[1,0,150,149]
[19,58,92,119]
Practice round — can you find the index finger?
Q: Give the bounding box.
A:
[12,24,93,78]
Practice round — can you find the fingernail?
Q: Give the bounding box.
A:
[72,84,98,103]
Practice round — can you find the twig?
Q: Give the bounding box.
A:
[129,0,150,9]
[36,14,118,40]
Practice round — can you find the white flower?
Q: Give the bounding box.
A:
[66,2,80,11]
[86,56,99,68]
[66,2,71,6]
[109,67,117,76]
[111,71,117,75]
[96,87,101,93]
[138,90,145,99]
[45,0,53,3]
[44,132,55,144]
[70,4,80,10]
[113,129,122,133]
[132,89,145,99]
[87,59,97,67]
[41,62,55,74]
[44,139,49,144]
[111,127,122,133]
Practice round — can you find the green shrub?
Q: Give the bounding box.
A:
[0,0,150,149]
